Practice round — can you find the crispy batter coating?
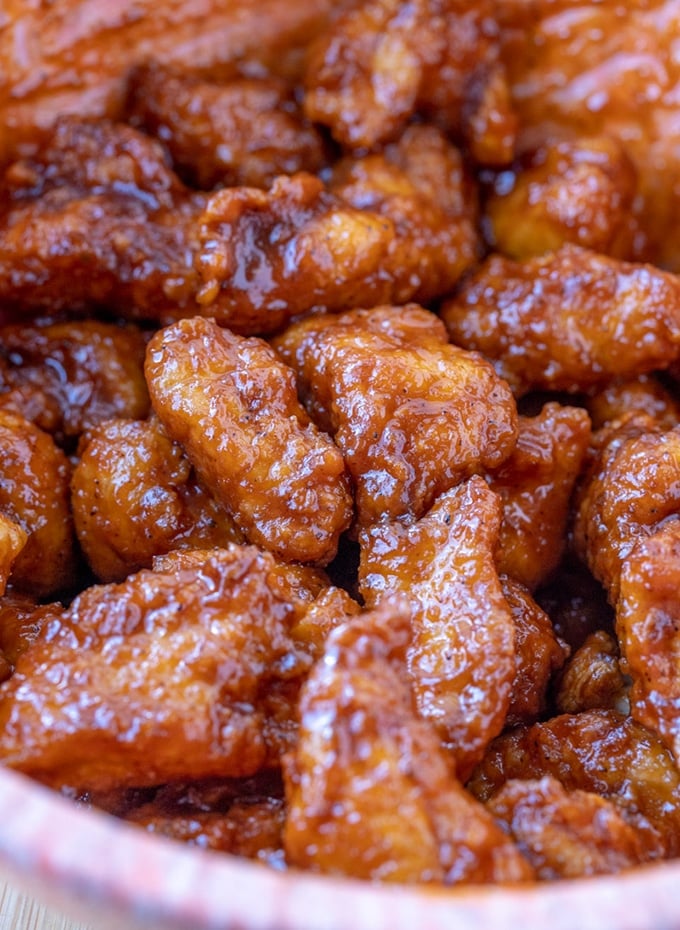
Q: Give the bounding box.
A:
[284,599,533,884]
[129,65,327,190]
[586,374,680,432]
[145,317,352,565]
[468,710,680,861]
[0,320,149,443]
[359,477,515,778]
[441,245,680,396]
[487,776,647,879]
[555,631,629,717]
[484,137,640,260]
[274,305,518,528]
[496,0,680,269]
[0,545,357,791]
[0,411,76,598]
[303,0,516,163]
[0,0,348,164]
[71,417,244,582]
[196,127,479,332]
[573,415,680,604]
[618,523,680,762]
[502,577,569,728]
[486,403,591,591]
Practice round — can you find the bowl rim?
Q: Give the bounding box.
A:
[0,767,679,930]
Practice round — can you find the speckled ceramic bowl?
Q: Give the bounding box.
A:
[0,766,679,930]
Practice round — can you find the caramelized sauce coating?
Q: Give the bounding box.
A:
[145,317,352,565]
[359,478,515,779]
[274,304,518,528]
[284,600,533,884]
[0,545,357,791]
[555,630,629,717]
[129,66,327,190]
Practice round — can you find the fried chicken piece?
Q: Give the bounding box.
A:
[273,305,518,528]
[502,577,569,728]
[71,417,244,583]
[0,319,149,443]
[487,776,647,879]
[0,411,76,598]
[303,0,516,163]
[442,245,680,397]
[0,0,348,165]
[284,599,533,884]
[586,374,680,431]
[486,403,591,591]
[0,517,26,601]
[555,630,629,717]
[196,126,479,332]
[468,710,680,861]
[484,137,640,260]
[618,523,680,762]
[145,317,352,566]
[129,65,327,190]
[573,414,680,604]
[124,780,286,862]
[496,0,680,269]
[0,545,358,791]
[359,478,515,779]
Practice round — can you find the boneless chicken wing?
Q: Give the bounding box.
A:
[145,317,352,565]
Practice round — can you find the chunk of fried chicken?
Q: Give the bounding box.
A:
[196,127,479,331]
[273,305,518,528]
[0,319,149,443]
[0,545,359,792]
[145,317,352,566]
[128,65,327,190]
[487,776,647,880]
[496,0,680,269]
[359,478,516,779]
[284,599,533,884]
[486,403,591,591]
[0,0,349,165]
[484,137,641,260]
[304,0,516,163]
[0,411,76,597]
[468,710,680,862]
[71,417,243,582]
[0,516,26,599]
[442,245,680,397]
[555,631,629,717]
[585,374,680,432]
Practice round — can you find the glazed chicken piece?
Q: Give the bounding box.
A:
[0,516,26,600]
[555,630,629,717]
[487,776,647,879]
[0,319,149,443]
[441,245,680,397]
[196,126,479,332]
[284,599,533,884]
[468,710,680,862]
[0,545,359,791]
[359,477,516,779]
[304,0,516,163]
[71,417,244,583]
[502,577,569,728]
[585,374,680,431]
[128,65,327,190]
[145,317,352,566]
[496,0,680,269]
[0,411,76,598]
[485,403,591,591]
[273,304,518,528]
[0,0,349,165]
[484,136,641,261]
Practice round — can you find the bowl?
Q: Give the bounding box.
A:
[0,766,679,930]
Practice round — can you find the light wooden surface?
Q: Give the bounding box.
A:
[0,881,92,930]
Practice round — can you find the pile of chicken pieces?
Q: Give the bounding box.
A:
[0,0,680,886]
